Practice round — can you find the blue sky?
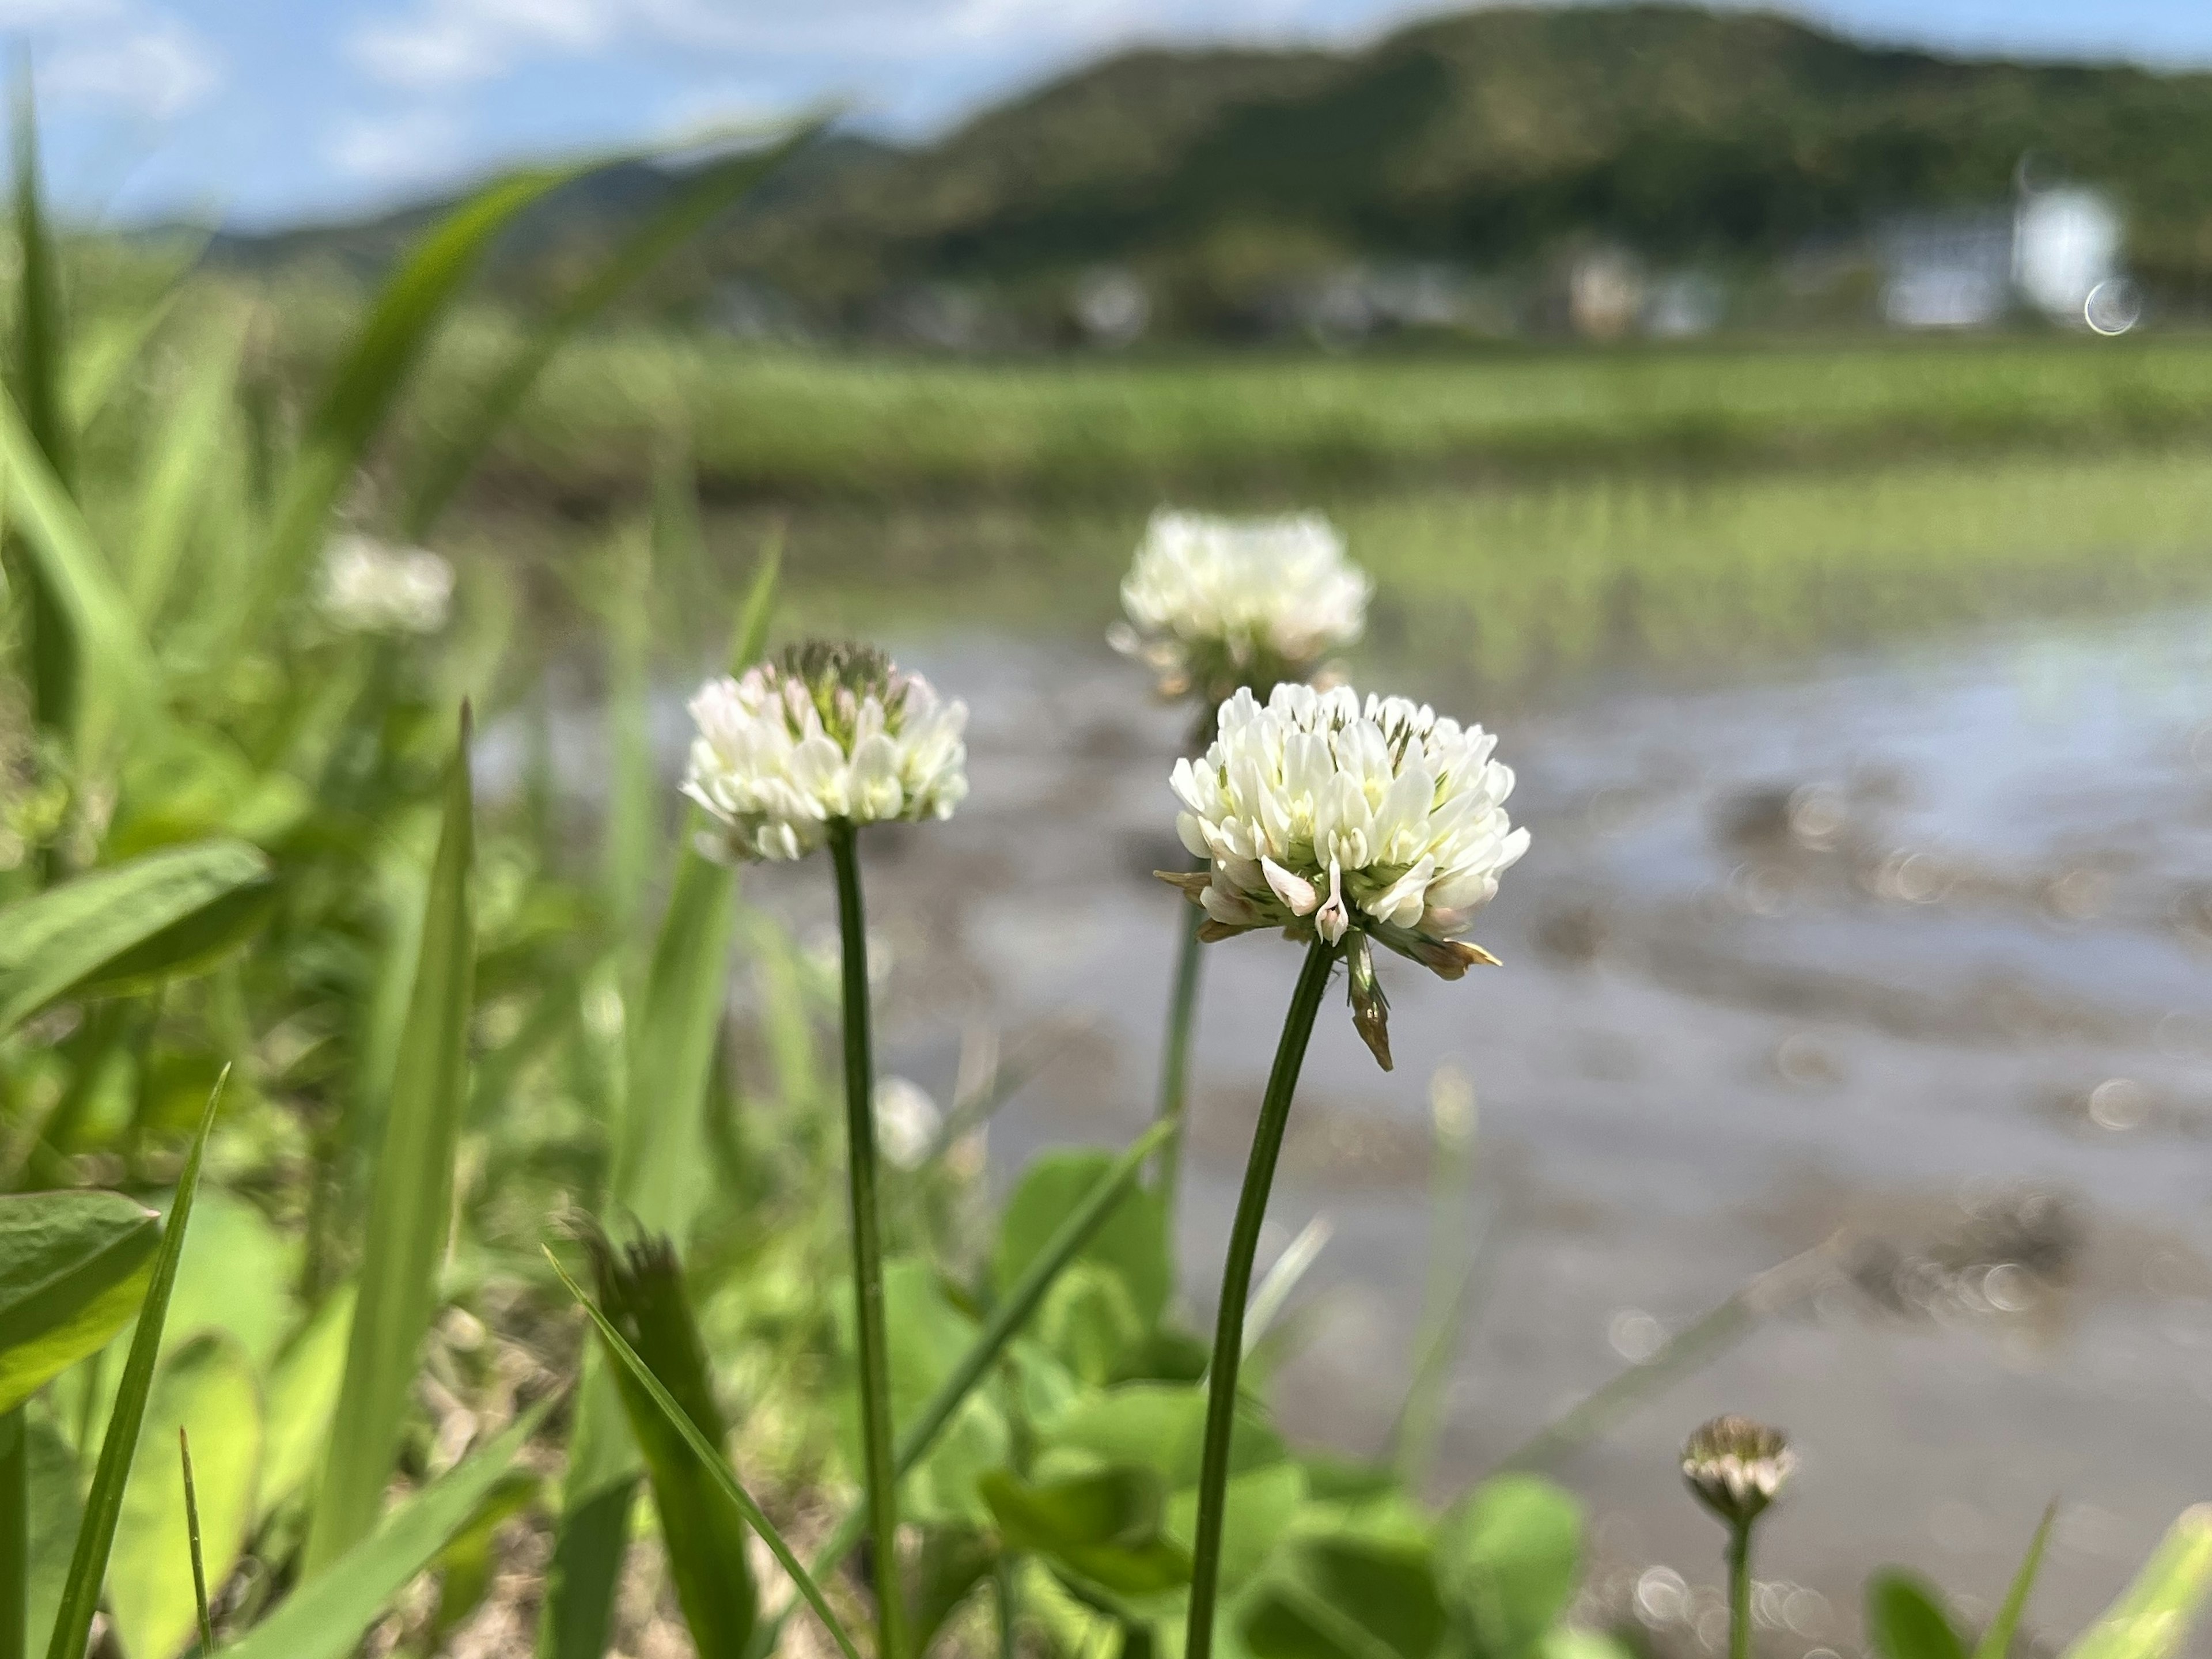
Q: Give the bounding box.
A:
[24,0,2212,230]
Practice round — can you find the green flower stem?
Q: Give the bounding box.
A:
[1726,1519,1752,1659]
[1152,856,1208,1216]
[1,1407,25,1659]
[1184,935,1338,1659]
[828,821,904,1659]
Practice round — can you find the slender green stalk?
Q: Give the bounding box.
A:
[748,1120,1176,1659]
[1,1408,24,1659]
[1184,937,1337,1659]
[1726,1521,1752,1659]
[828,821,904,1659]
[994,1558,1017,1659]
[181,1430,214,1657]
[1152,862,1207,1217]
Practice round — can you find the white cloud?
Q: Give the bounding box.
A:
[44,15,220,118]
[325,106,469,187]
[351,0,621,87]
[344,0,1338,90]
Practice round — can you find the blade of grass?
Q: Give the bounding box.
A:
[2,1408,24,1659]
[749,1119,1179,1659]
[179,1430,211,1658]
[128,317,247,623]
[221,1406,548,1659]
[0,381,157,762]
[1491,1240,1838,1474]
[65,279,189,437]
[539,532,779,1659]
[44,1073,225,1659]
[582,1234,756,1658]
[9,65,71,738]
[304,711,476,1573]
[1391,1065,1483,1482]
[1239,1214,1333,1361]
[1974,1503,2056,1659]
[2064,1508,2212,1659]
[399,127,819,540]
[250,165,581,628]
[544,1250,865,1659]
[600,524,656,941]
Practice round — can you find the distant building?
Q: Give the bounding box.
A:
[1877,209,2014,328]
[1071,267,1150,347]
[2013,185,2122,320]
[1645,271,1725,338]
[1262,262,1472,343]
[1567,248,1642,339]
[1876,180,2126,329]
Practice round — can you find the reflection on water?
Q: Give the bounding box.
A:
[490,600,2212,1640]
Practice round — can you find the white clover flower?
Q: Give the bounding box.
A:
[1681,1415,1797,1528]
[1160,682,1528,1068]
[873,1076,941,1171]
[683,641,968,863]
[317,534,454,635]
[1109,510,1370,709]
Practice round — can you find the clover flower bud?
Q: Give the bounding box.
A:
[1681,1415,1797,1529]
[683,640,967,863]
[317,534,454,635]
[873,1077,941,1171]
[1158,682,1525,1069]
[1109,509,1370,711]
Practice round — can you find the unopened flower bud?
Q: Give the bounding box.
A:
[1681,1415,1796,1529]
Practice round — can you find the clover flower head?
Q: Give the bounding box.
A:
[317,535,454,635]
[873,1076,941,1171]
[683,639,968,863]
[1681,1415,1796,1528]
[1109,509,1370,708]
[1160,682,1528,1069]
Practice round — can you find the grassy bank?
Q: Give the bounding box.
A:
[404,324,2212,507]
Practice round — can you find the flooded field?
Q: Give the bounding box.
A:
[497,593,2212,1650]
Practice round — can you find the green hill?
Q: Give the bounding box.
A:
[219,4,2212,328]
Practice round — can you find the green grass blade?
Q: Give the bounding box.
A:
[2064,1507,2212,1659]
[0,841,271,1037]
[179,1430,212,1658]
[600,526,656,940]
[0,381,157,760]
[2,1408,25,1659]
[128,317,246,623]
[613,839,738,1234]
[65,280,188,438]
[304,713,476,1573]
[541,529,779,1659]
[221,1406,547,1659]
[545,1249,863,1659]
[9,67,71,740]
[726,529,782,677]
[1491,1242,1835,1472]
[751,1120,1179,1659]
[1974,1503,2056,1659]
[12,69,67,491]
[252,165,579,626]
[43,1074,224,1659]
[585,1234,757,1657]
[399,127,819,540]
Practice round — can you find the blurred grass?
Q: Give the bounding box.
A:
[375,324,2212,507]
[533,445,2212,694]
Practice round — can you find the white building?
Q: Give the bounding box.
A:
[1876,180,2126,330]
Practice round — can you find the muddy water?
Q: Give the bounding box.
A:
[567,605,2212,1650]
